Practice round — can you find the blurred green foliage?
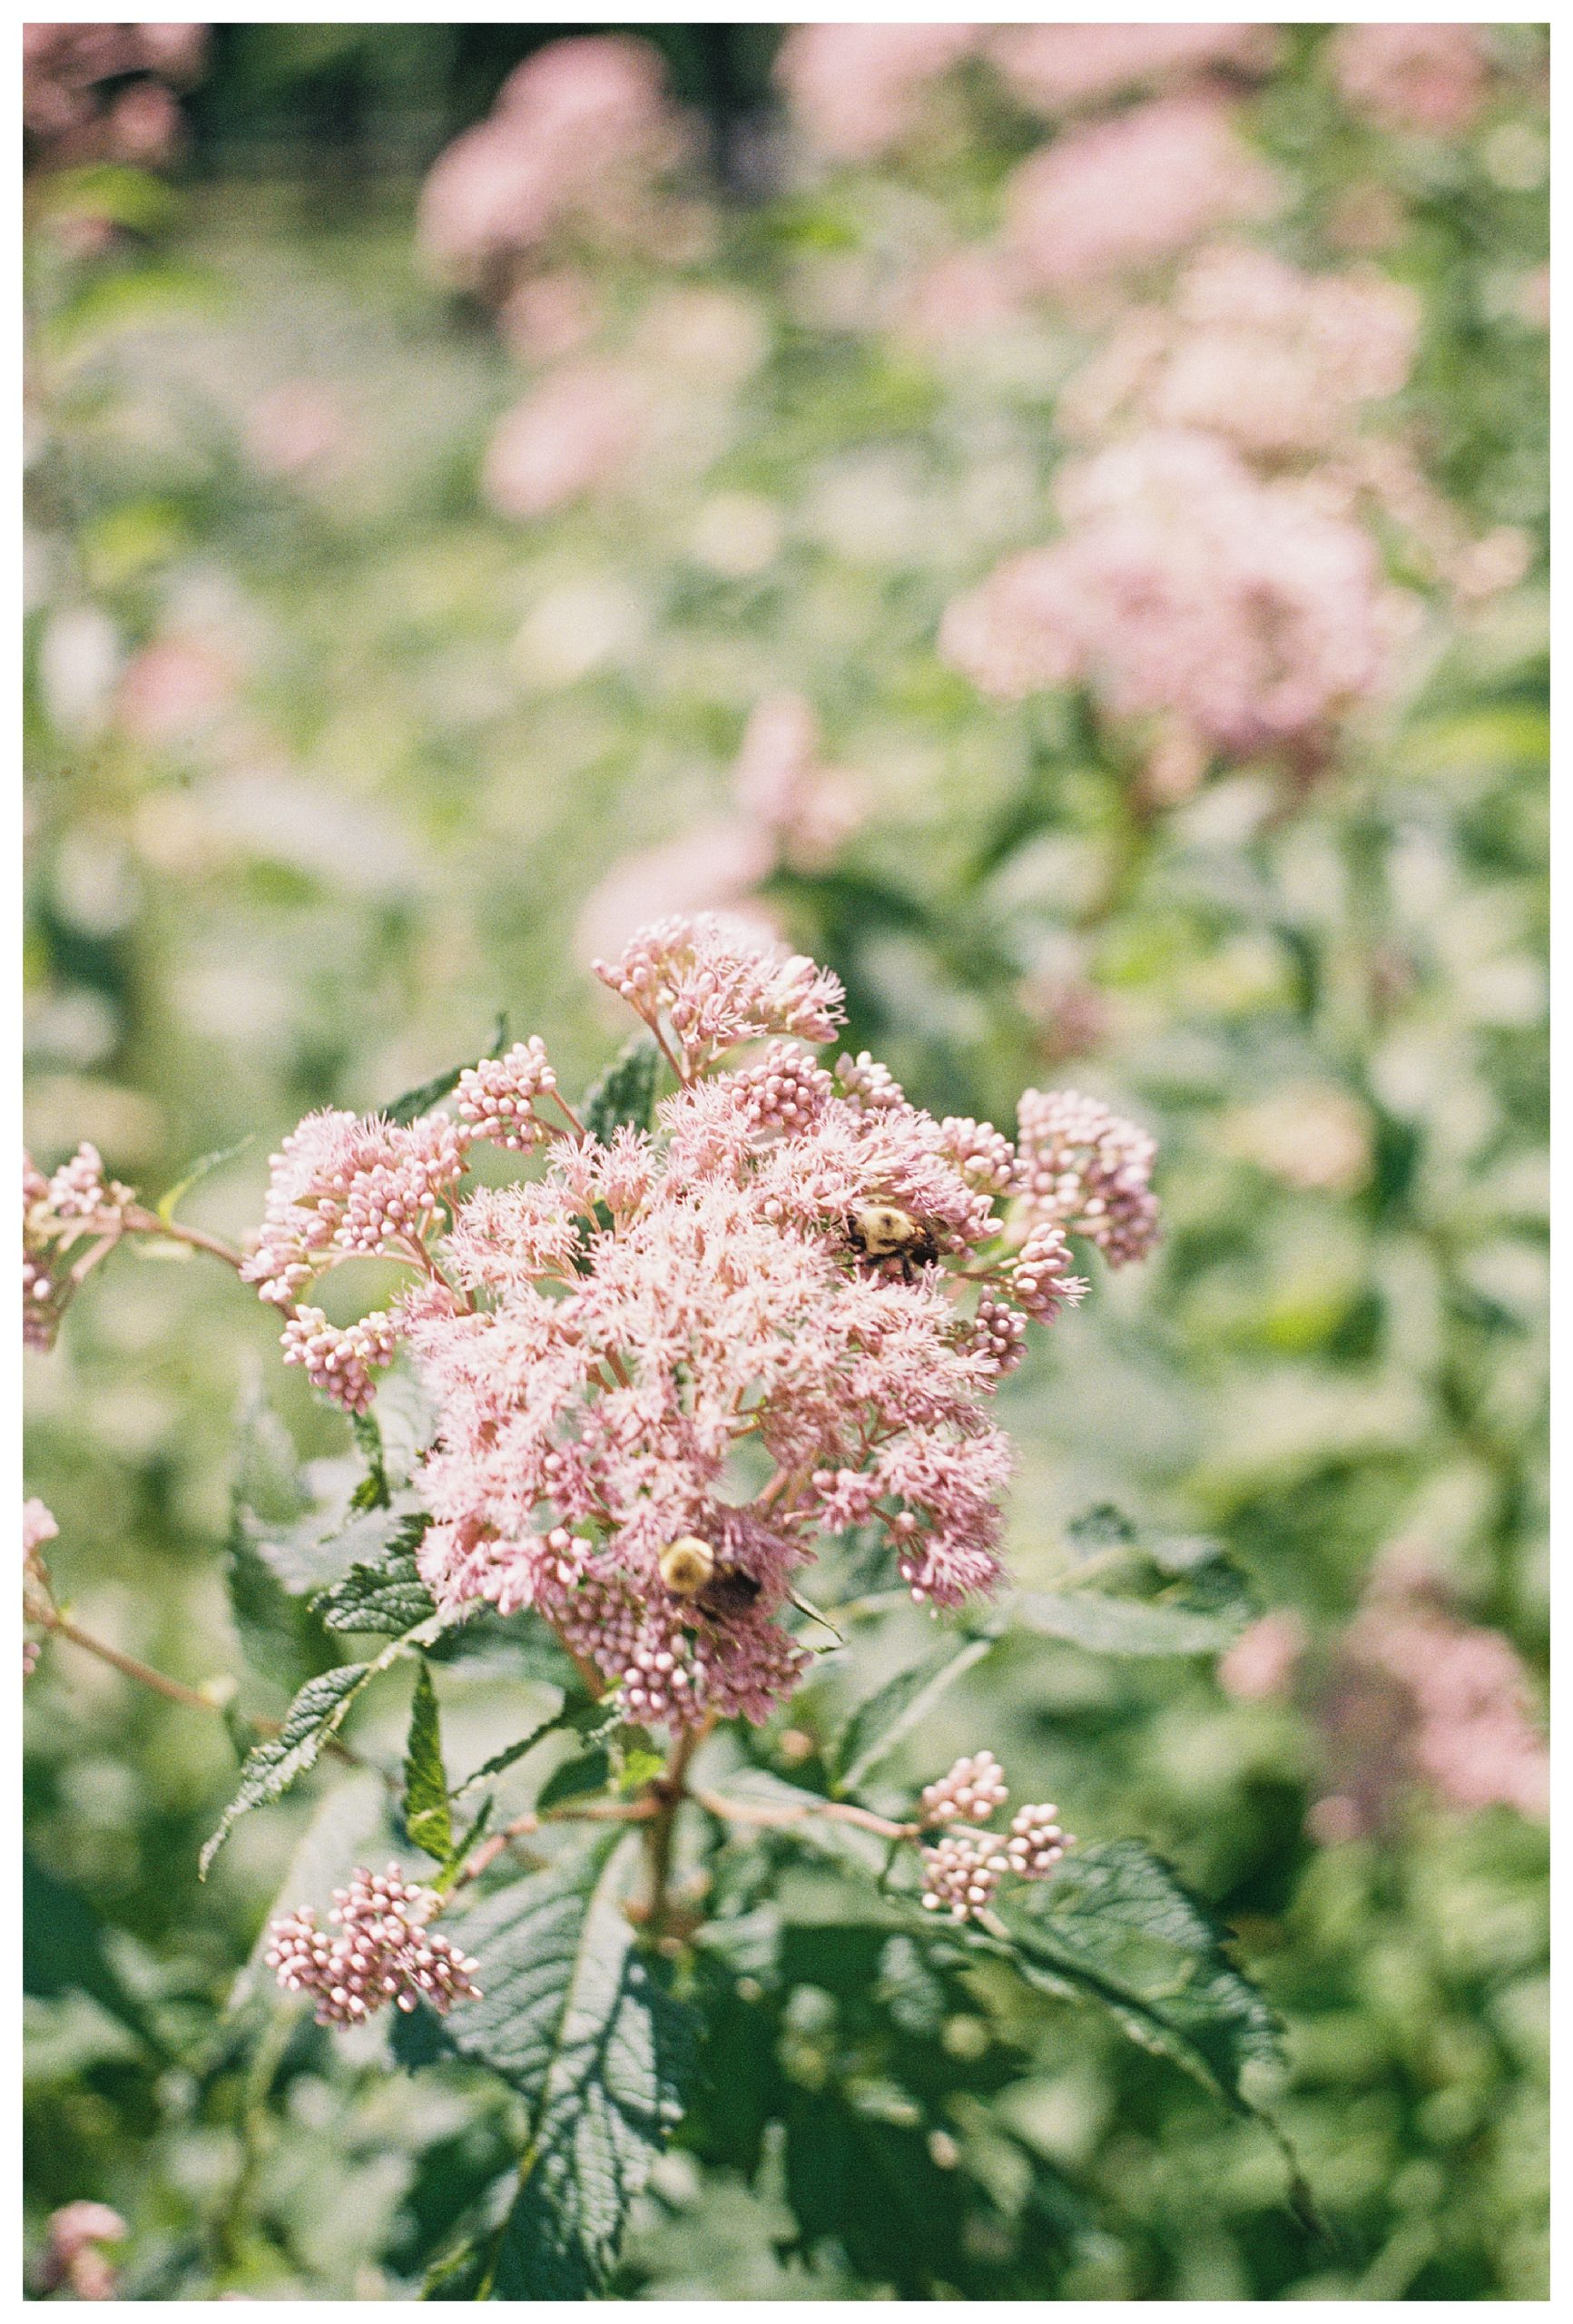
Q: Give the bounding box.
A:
[24,21,1546,2302]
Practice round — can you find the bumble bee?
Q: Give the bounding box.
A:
[658,1535,763,1620]
[845,1203,940,1282]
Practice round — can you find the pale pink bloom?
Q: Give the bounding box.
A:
[256,924,1155,1728]
[899,243,1027,346]
[24,1497,56,1673]
[35,2202,127,2301]
[24,21,205,173]
[1330,22,1491,135]
[732,694,866,870]
[943,430,1410,761]
[1061,243,1420,467]
[244,1108,470,1311]
[920,1749,1009,1828]
[244,382,346,478]
[498,268,602,362]
[115,636,235,747]
[920,1829,1007,1920]
[1015,1089,1160,1268]
[594,912,845,1078]
[267,1863,481,2026]
[454,1037,560,1152]
[482,361,649,519]
[1218,1610,1308,1702]
[418,34,685,285]
[1222,1084,1374,1196]
[990,23,1279,116]
[1006,95,1281,297]
[1004,1801,1072,1878]
[774,23,978,161]
[24,1144,133,1351]
[575,823,779,973]
[24,1497,58,1566]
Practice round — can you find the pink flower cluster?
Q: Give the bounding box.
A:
[267,1863,482,2026]
[418,34,688,293]
[1061,243,1420,467]
[24,1146,131,1352]
[1319,1571,1549,1831]
[990,23,1280,117]
[482,359,652,519]
[772,24,978,162]
[941,430,1411,763]
[1005,96,1281,299]
[1329,22,1492,135]
[575,695,865,967]
[24,21,206,175]
[34,2201,127,2302]
[918,1752,1072,1921]
[250,920,1158,1729]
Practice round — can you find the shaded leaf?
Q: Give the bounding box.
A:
[404,1660,453,1865]
[24,1849,167,2055]
[535,1745,612,1814]
[1012,1590,1241,1658]
[155,1135,254,1226]
[833,1627,998,1794]
[580,1034,660,1146]
[398,1833,694,2297]
[349,1410,390,1512]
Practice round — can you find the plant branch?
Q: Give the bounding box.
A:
[694,1787,919,1845]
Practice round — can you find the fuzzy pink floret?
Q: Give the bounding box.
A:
[594,912,845,1077]
[1015,1090,1161,1267]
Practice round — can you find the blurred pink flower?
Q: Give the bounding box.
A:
[1218,1610,1308,1702]
[417,34,687,288]
[482,360,649,518]
[1316,1556,1548,1831]
[35,2201,127,2301]
[732,693,866,870]
[1061,243,1420,467]
[989,22,1279,115]
[1330,22,1492,134]
[114,635,236,746]
[498,268,602,362]
[942,430,1411,763]
[774,23,978,161]
[1006,95,1281,297]
[244,381,346,478]
[899,244,1027,346]
[24,21,206,172]
[575,823,779,970]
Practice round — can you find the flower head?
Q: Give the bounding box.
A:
[267,1863,481,2026]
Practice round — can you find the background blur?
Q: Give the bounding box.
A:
[24,21,1548,2301]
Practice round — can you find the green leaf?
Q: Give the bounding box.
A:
[404,1661,453,1866]
[993,1841,1287,2123]
[384,1014,507,1128]
[580,1034,660,1146]
[315,1514,437,1638]
[155,1135,254,1226]
[398,1833,695,2298]
[1012,1590,1241,1658]
[24,1849,168,2055]
[226,1516,335,1696]
[348,1410,390,1512]
[833,1628,998,1794]
[535,1746,612,1814]
[200,1625,436,1875]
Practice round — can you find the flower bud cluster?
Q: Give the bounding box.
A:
[454,1037,558,1149]
[918,1752,1074,1921]
[280,1306,404,1414]
[23,1146,133,1351]
[266,1863,481,2026]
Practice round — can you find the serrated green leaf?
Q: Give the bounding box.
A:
[995,1841,1283,2111]
[833,1628,998,1794]
[398,1832,695,2297]
[579,1033,660,1146]
[404,1660,453,1865]
[384,1014,506,1128]
[316,1514,436,1638]
[201,1624,437,1875]
[349,1410,390,1512]
[1012,1590,1241,1657]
